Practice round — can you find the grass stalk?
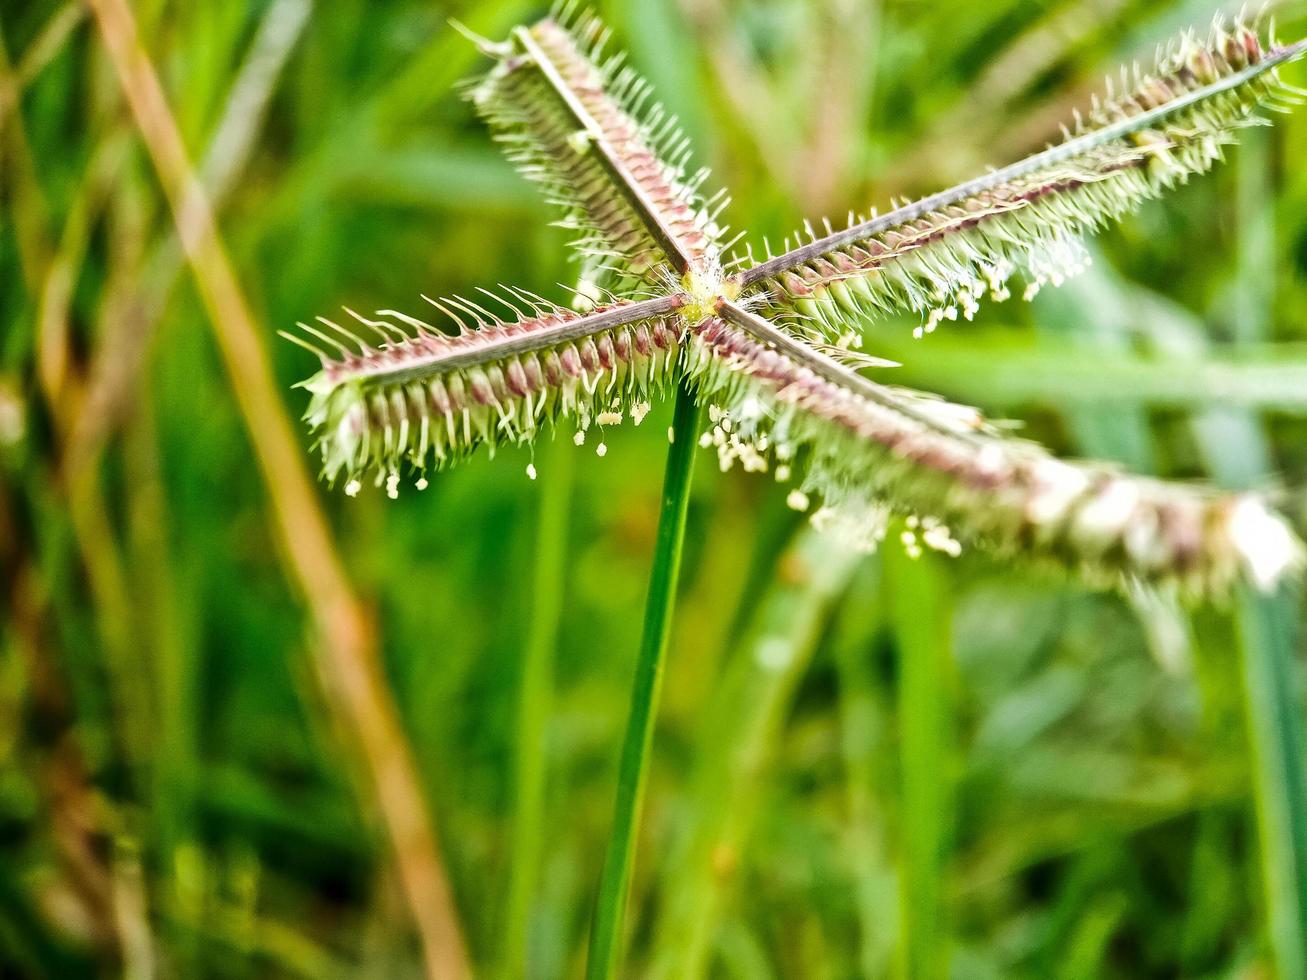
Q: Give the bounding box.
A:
[586,382,703,980]
[502,434,574,979]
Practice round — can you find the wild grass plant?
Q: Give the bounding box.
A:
[4,1,1307,977]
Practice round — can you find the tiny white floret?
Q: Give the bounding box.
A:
[1228,496,1304,590]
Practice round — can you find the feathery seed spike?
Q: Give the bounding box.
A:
[283,10,1305,596]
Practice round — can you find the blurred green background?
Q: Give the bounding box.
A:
[4,0,1307,976]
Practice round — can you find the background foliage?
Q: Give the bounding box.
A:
[3,0,1307,976]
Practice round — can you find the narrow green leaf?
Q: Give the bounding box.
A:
[1229,124,1307,980]
[1237,583,1307,978]
[886,542,954,980]
[832,559,899,978]
[869,335,1307,413]
[648,529,865,977]
[502,433,573,980]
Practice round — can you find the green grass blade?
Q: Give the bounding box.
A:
[648,528,864,977]
[1230,124,1307,980]
[502,434,573,980]
[867,334,1307,414]
[832,558,898,978]
[1237,583,1307,979]
[887,542,954,980]
[586,382,703,980]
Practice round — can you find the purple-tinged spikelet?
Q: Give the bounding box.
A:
[465,9,726,286]
[288,293,686,494]
[687,302,1303,595]
[739,18,1307,341]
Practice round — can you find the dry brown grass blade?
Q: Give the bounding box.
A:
[84,0,472,976]
[0,22,53,290]
[65,0,310,485]
[1,33,154,962]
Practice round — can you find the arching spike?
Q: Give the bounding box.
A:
[316,316,369,352]
[297,320,353,357]
[378,309,439,334]
[447,18,512,59]
[445,294,496,328]
[422,294,470,333]
[344,306,404,344]
[503,286,546,317]
[478,286,527,321]
[279,329,329,362]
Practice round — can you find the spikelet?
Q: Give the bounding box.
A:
[463,5,726,288]
[285,292,686,494]
[689,302,1303,596]
[741,17,1307,340]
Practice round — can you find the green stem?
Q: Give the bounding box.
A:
[586,382,703,980]
[502,434,573,979]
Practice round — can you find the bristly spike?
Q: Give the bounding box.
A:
[698,300,1302,594]
[464,12,725,285]
[290,289,689,483]
[737,20,1307,344]
[285,12,1305,597]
